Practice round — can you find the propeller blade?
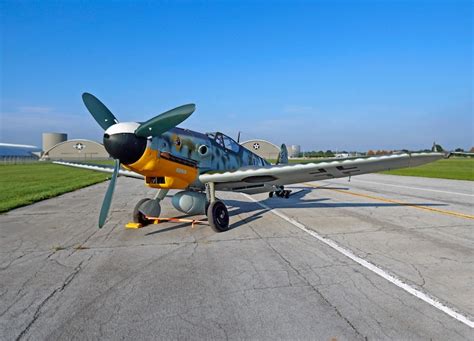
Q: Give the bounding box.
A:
[135,104,195,137]
[98,159,120,228]
[82,92,118,130]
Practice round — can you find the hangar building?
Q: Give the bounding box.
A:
[241,139,280,161]
[0,143,41,162]
[41,139,110,161]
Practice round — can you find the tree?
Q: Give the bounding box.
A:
[470,147,474,153]
[455,148,465,152]
[325,150,334,157]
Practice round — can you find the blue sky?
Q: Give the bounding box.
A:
[1,0,472,151]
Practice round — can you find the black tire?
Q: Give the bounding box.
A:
[204,197,220,216]
[133,198,151,225]
[207,200,230,232]
[269,192,273,198]
[285,191,290,199]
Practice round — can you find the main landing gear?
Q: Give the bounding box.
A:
[269,186,291,199]
[206,182,231,232]
[132,185,231,233]
[132,189,169,225]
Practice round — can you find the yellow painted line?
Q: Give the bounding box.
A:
[305,183,474,220]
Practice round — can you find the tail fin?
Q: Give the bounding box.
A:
[431,142,444,152]
[276,144,289,165]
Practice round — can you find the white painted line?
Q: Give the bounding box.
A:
[349,179,474,197]
[242,194,474,329]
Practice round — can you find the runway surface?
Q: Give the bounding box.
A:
[1,173,473,340]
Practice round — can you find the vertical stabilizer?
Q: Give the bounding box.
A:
[431,142,444,152]
[276,144,289,165]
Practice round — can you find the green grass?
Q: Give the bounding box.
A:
[1,157,471,214]
[381,158,473,181]
[0,162,110,213]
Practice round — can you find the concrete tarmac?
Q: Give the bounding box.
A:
[0,174,473,340]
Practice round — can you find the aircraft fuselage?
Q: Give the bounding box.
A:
[123,127,270,190]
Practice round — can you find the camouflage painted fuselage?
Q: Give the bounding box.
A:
[124,127,270,190]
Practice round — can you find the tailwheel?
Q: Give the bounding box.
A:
[207,200,230,232]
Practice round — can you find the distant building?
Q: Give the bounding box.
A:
[241,139,280,160]
[0,143,41,162]
[42,132,67,152]
[41,139,110,161]
[288,145,301,158]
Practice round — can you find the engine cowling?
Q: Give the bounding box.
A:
[171,191,207,215]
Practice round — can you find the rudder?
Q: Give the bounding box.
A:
[276,144,289,165]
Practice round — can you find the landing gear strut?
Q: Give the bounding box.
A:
[206,182,230,232]
[269,186,291,199]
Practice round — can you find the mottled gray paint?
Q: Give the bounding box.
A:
[152,128,270,175]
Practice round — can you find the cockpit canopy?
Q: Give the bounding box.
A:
[206,132,241,153]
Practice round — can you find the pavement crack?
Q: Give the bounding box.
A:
[411,263,426,287]
[103,221,120,242]
[248,224,365,339]
[55,244,188,329]
[0,252,26,271]
[14,257,89,340]
[0,261,49,318]
[67,228,101,257]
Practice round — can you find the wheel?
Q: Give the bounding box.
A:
[284,191,290,199]
[205,197,219,216]
[269,191,273,198]
[207,200,230,232]
[133,198,150,225]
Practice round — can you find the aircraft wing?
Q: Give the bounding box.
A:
[199,152,445,194]
[449,152,474,157]
[53,161,144,179]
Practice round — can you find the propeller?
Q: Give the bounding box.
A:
[82,93,118,130]
[135,104,195,137]
[81,92,196,228]
[99,159,120,228]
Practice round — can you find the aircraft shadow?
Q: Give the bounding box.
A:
[224,194,446,227]
[289,185,351,191]
[145,223,190,236]
[229,191,447,210]
[145,189,446,235]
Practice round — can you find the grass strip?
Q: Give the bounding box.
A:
[0,162,109,213]
[381,158,473,181]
